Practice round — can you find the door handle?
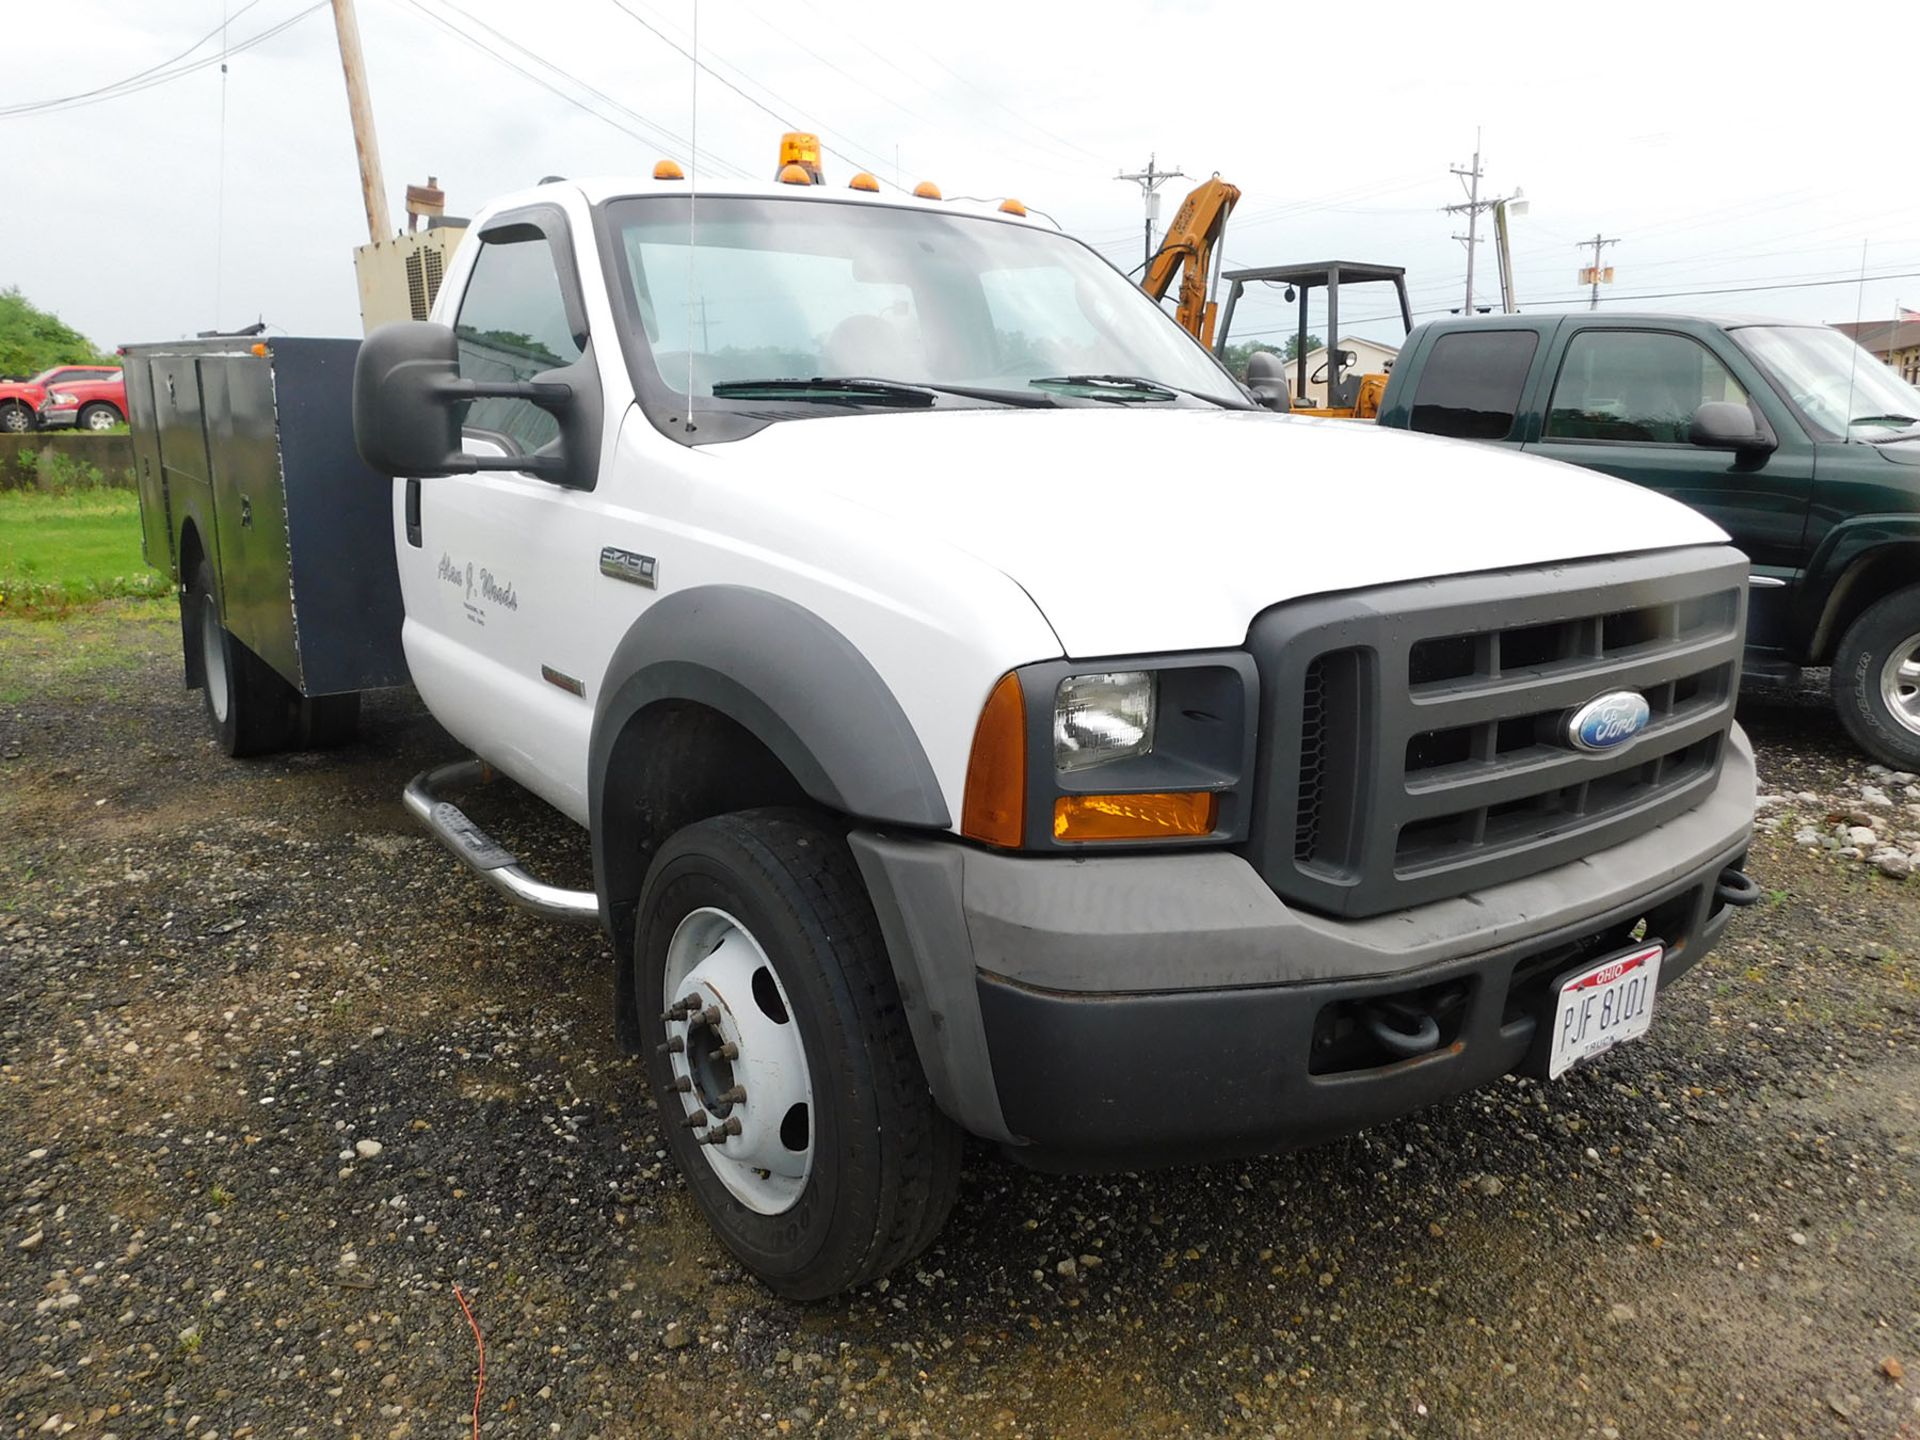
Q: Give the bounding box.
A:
[405,478,422,548]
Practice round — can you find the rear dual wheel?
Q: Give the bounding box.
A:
[185,557,359,756]
[637,809,961,1301]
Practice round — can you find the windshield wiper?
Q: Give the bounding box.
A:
[708,376,1057,410]
[1849,413,1920,426]
[709,376,937,407]
[1029,373,1182,402]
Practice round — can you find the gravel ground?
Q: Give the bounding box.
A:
[1,600,1916,1440]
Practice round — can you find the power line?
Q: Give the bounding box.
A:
[0,2,323,118]
[402,0,755,178]
[604,0,906,187]
[787,0,1100,173]
[0,0,271,116]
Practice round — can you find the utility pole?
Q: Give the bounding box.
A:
[1577,233,1620,309]
[1116,155,1187,270]
[1442,131,1521,316]
[330,0,391,245]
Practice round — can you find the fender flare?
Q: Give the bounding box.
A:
[1799,517,1920,659]
[589,585,951,925]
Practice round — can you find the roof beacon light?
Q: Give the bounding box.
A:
[913,180,942,200]
[849,171,881,192]
[998,197,1028,216]
[653,159,685,180]
[777,132,824,184]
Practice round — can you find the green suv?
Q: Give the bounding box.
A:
[1377,314,1920,768]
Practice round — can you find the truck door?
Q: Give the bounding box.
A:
[1522,325,1814,653]
[397,209,605,819]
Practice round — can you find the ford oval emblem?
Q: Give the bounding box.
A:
[1567,691,1651,752]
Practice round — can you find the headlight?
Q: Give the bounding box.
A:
[49,391,76,405]
[1053,670,1155,772]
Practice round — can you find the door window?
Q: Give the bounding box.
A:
[1407,330,1537,440]
[454,231,582,455]
[1546,330,1749,444]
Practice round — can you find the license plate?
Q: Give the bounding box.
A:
[1548,943,1663,1080]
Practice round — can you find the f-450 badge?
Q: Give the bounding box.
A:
[599,547,658,589]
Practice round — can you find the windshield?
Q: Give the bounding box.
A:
[1734,325,1920,438]
[602,195,1244,411]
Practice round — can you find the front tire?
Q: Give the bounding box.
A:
[636,809,961,1300]
[1832,585,1920,770]
[78,402,119,432]
[185,558,299,757]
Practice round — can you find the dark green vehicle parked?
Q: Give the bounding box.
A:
[1376,313,1920,768]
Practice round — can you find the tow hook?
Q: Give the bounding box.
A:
[1714,866,1763,908]
[1362,998,1442,1059]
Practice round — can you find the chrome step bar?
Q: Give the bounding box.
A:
[401,759,600,924]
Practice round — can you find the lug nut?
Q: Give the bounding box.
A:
[697,1006,721,1028]
[670,1076,691,1093]
[657,1036,684,1055]
[714,1042,739,1061]
[719,1086,747,1105]
[680,1109,707,1130]
[701,1118,742,1144]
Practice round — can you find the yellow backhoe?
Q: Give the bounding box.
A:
[1139,177,1410,419]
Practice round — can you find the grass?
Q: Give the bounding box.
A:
[0,595,174,705]
[0,488,169,614]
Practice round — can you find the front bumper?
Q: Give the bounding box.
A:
[37,407,77,428]
[850,725,1755,1169]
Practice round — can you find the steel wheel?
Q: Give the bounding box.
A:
[1882,631,1920,738]
[661,906,814,1215]
[200,596,231,724]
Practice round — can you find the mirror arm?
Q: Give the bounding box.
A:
[465,452,571,480]
[432,376,573,411]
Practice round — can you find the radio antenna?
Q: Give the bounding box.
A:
[1843,240,1867,444]
[684,0,699,433]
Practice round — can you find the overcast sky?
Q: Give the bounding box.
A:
[5,0,1917,354]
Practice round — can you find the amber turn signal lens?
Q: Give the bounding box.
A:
[849,171,881,192]
[913,180,942,200]
[778,163,813,186]
[1053,791,1218,842]
[962,673,1026,847]
[998,197,1028,216]
[653,159,685,180]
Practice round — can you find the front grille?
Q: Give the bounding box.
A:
[1295,656,1327,862]
[1245,547,1747,919]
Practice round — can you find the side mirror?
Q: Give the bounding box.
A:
[1245,351,1292,413]
[1689,401,1774,453]
[352,321,579,482]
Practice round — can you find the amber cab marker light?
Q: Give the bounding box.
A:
[961,673,1026,847]
[777,163,813,186]
[653,159,685,180]
[913,180,943,200]
[849,171,881,192]
[1054,791,1218,843]
[998,197,1028,216]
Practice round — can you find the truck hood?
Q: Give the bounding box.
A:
[727,407,1730,658]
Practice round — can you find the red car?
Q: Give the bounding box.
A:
[38,370,128,432]
[0,364,120,433]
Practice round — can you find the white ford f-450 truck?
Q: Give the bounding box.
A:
[127,168,1760,1299]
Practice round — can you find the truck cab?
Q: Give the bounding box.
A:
[1377,312,1920,767]
[138,162,1762,1298]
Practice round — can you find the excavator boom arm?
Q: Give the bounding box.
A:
[1140,177,1241,346]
